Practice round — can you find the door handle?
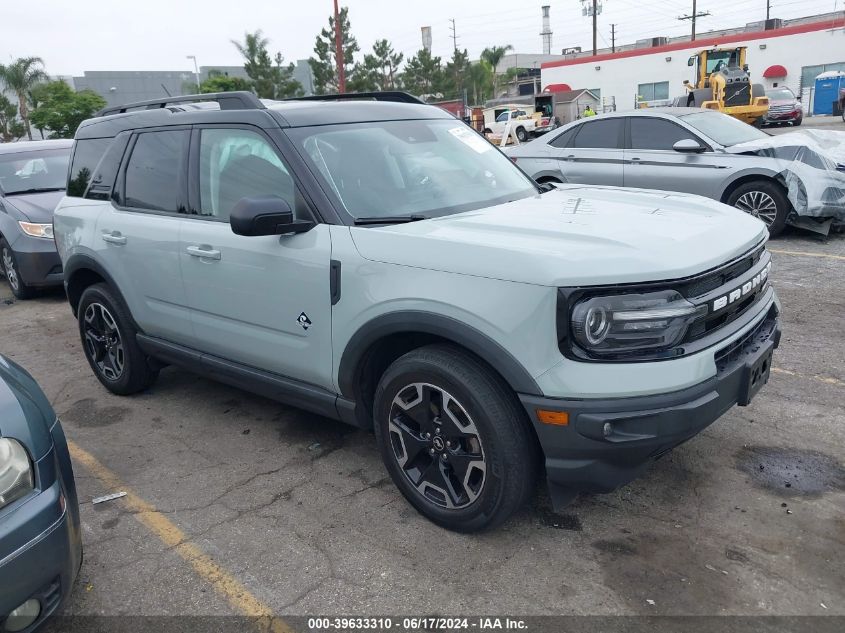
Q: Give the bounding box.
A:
[101,231,127,245]
[629,157,641,164]
[186,245,221,260]
[563,154,576,161]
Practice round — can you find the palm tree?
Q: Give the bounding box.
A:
[0,57,47,140]
[480,45,513,98]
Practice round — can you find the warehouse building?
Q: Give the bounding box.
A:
[70,61,314,108]
[540,12,845,114]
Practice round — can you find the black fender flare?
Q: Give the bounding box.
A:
[337,310,542,399]
[63,253,129,317]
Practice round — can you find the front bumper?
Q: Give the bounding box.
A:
[520,307,780,510]
[0,446,82,632]
[6,231,62,288]
[764,111,802,123]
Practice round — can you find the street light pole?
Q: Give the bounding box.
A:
[186,55,200,90]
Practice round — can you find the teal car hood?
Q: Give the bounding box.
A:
[349,185,768,287]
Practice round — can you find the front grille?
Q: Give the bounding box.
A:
[684,248,771,342]
[724,82,751,107]
[768,104,795,114]
[676,244,764,300]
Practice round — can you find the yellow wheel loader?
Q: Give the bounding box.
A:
[677,47,769,126]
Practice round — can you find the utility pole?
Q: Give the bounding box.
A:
[766,0,770,21]
[611,24,617,53]
[449,18,458,52]
[333,0,346,93]
[678,0,711,41]
[581,0,602,56]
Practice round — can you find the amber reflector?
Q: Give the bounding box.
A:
[536,409,569,425]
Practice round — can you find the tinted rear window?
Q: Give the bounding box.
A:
[124,130,186,212]
[548,126,579,148]
[67,138,110,197]
[572,119,623,149]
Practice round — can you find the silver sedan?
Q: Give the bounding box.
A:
[507,107,845,237]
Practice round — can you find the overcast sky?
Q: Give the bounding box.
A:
[2,0,840,77]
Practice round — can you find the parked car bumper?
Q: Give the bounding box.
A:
[0,441,82,632]
[6,232,63,288]
[764,111,802,124]
[519,305,780,510]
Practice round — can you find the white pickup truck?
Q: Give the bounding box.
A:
[482,108,537,142]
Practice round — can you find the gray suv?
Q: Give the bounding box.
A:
[53,92,781,531]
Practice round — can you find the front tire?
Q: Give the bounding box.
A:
[77,283,158,395]
[1,239,37,299]
[373,345,536,532]
[727,180,790,237]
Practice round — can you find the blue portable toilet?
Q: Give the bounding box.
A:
[813,71,845,115]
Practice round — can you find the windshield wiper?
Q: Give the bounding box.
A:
[8,187,64,195]
[353,214,429,225]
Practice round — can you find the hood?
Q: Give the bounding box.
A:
[727,129,845,170]
[1,190,65,223]
[350,186,767,287]
[0,355,55,460]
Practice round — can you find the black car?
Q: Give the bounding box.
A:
[0,140,72,299]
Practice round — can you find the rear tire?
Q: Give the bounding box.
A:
[727,180,790,238]
[77,283,158,395]
[373,345,537,532]
[516,126,529,142]
[1,239,37,300]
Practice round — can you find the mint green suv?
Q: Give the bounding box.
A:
[53,92,781,531]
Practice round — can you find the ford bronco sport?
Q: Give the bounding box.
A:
[53,92,780,532]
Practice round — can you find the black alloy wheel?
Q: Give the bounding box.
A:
[388,382,486,509]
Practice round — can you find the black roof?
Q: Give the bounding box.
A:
[76,91,453,140]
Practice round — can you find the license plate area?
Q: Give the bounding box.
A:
[738,342,774,406]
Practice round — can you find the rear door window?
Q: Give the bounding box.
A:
[571,119,623,149]
[123,130,188,213]
[548,125,579,148]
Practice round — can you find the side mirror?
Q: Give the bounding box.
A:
[687,56,695,67]
[229,196,314,236]
[673,138,705,153]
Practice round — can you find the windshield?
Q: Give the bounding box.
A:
[705,50,739,74]
[679,112,769,147]
[0,147,70,195]
[766,88,795,101]
[289,119,537,221]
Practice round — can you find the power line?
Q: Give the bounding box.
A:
[678,0,712,39]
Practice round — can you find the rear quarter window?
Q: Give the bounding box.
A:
[67,138,111,197]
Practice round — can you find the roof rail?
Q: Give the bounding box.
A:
[95,91,265,117]
[287,91,426,105]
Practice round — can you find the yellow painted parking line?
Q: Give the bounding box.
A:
[771,367,845,388]
[68,440,294,633]
[768,249,845,262]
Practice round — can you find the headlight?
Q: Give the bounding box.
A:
[0,438,34,509]
[18,221,54,239]
[571,290,706,357]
